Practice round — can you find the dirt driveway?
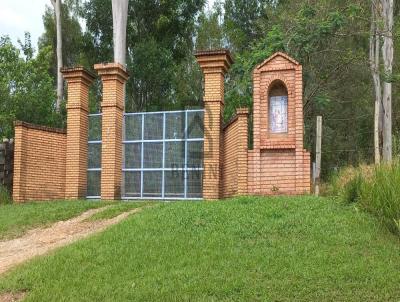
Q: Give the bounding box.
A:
[0,205,144,276]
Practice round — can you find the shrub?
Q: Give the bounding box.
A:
[0,185,12,205]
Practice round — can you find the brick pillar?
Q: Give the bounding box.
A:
[94,63,129,200]
[236,108,249,195]
[12,124,27,202]
[62,67,95,199]
[195,50,233,200]
[294,64,306,193]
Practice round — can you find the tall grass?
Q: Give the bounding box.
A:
[358,162,400,235]
[328,162,400,236]
[324,164,373,198]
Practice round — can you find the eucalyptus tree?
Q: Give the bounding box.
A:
[39,3,84,78]
[370,0,382,164]
[381,0,394,162]
[369,0,394,163]
[112,0,129,65]
[50,0,63,112]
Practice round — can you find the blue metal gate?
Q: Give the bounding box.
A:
[122,109,204,200]
[87,113,102,199]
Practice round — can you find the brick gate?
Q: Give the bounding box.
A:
[12,50,311,202]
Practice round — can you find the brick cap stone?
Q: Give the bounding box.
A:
[255,52,300,70]
[61,66,96,85]
[195,49,233,74]
[223,107,249,130]
[94,62,129,82]
[14,121,67,134]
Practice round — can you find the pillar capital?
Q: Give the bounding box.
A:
[61,66,96,87]
[94,63,129,83]
[195,49,233,74]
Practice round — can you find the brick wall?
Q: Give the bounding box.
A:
[249,149,311,195]
[259,150,296,194]
[13,122,66,202]
[222,116,239,197]
[222,109,248,198]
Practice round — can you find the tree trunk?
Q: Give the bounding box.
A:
[381,0,394,162]
[370,1,382,164]
[112,0,129,65]
[52,0,63,112]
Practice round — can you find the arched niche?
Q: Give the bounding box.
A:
[268,80,288,134]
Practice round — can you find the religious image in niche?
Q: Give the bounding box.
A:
[270,96,288,133]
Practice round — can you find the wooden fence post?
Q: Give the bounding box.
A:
[315,116,322,196]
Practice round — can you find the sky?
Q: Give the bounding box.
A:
[0,0,217,50]
[0,0,49,48]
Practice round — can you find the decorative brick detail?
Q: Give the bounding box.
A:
[13,122,67,202]
[249,52,311,195]
[62,66,95,199]
[222,108,248,198]
[196,49,233,200]
[94,63,129,200]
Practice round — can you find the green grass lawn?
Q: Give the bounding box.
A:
[0,196,399,301]
[0,200,107,240]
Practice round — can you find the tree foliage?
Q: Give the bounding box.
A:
[81,0,205,112]
[39,3,84,78]
[219,0,396,176]
[0,35,60,138]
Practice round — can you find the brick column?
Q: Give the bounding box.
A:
[294,65,306,193]
[62,67,95,199]
[236,108,249,195]
[195,49,233,200]
[94,63,129,200]
[12,124,27,202]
